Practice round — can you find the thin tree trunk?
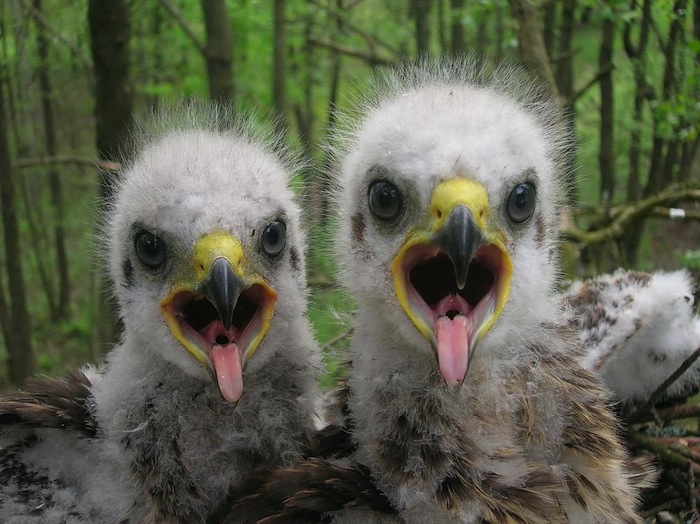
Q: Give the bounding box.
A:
[476,4,488,62]
[450,0,465,56]
[88,0,133,198]
[644,0,686,196]
[623,0,651,204]
[34,0,69,321]
[320,0,343,226]
[556,0,577,203]
[272,0,287,132]
[202,0,234,104]
[495,1,504,63]
[508,0,559,99]
[411,0,432,58]
[88,0,133,347]
[599,14,615,203]
[0,77,35,385]
[542,1,555,56]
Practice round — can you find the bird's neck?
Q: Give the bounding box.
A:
[346,313,548,517]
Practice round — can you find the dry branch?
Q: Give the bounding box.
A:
[159,0,205,54]
[307,0,401,56]
[628,347,700,423]
[307,37,395,66]
[563,184,700,248]
[12,156,121,173]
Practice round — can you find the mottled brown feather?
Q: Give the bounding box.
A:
[0,372,96,437]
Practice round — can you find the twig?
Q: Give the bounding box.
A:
[569,65,614,105]
[628,347,700,423]
[563,184,700,248]
[651,206,700,221]
[690,462,698,517]
[627,428,700,475]
[307,0,401,57]
[12,155,98,169]
[158,0,205,54]
[667,441,700,465]
[658,405,700,423]
[307,37,394,66]
[322,329,354,352]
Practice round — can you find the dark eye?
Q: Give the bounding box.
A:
[261,221,286,257]
[368,180,402,220]
[135,231,167,269]
[506,183,536,223]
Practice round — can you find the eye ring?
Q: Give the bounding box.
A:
[135,230,167,269]
[368,180,402,221]
[261,221,286,257]
[506,182,536,224]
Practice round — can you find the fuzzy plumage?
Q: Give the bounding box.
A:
[566,268,700,408]
[229,61,651,523]
[0,110,319,523]
[334,61,647,523]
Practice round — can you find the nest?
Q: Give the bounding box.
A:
[624,347,700,523]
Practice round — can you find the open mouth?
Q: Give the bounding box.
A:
[396,242,510,385]
[162,283,276,403]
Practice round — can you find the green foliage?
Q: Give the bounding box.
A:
[680,250,700,272]
[0,0,698,384]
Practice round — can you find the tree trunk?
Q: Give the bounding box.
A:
[599,15,615,204]
[319,0,344,227]
[644,0,685,196]
[437,0,447,54]
[34,0,69,321]
[508,0,559,99]
[0,77,35,385]
[202,0,234,104]
[542,1,555,56]
[272,0,287,132]
[88,0,133,199]
[88,0,133,347]
[411,0,432,58]
[450,0,465,56]
[556,0,577,203]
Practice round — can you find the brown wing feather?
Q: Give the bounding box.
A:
[223,458,395,524]
[0,371,97,437]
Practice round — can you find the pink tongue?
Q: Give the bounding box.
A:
[210,344,243,404]
[433,294,472,386]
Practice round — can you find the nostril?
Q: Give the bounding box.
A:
[436,209,442,219]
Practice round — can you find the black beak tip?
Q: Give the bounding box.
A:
[197,257,244,330]
[434,205,486,288]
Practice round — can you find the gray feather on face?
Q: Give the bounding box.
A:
[0,105,320,523]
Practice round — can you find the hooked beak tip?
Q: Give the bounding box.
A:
[197,257,244,330]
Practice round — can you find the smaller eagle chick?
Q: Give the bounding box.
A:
[566,268,700,409]
[0,111,319,523]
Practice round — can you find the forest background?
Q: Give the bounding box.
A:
[0,0,698,388]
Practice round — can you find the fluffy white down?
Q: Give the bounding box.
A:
[0,114,320,522]
[335,63,570,374]
[569,269,700,406]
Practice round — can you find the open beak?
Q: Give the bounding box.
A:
[161,231,277,404]
[392,178,513,388]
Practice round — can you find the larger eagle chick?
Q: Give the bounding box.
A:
[0,111,319,523]
[334,63,647,523]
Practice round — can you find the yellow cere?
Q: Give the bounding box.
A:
[430,178,490,232]
[194,231,246,282]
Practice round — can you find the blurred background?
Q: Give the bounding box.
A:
[0,0,698,388]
